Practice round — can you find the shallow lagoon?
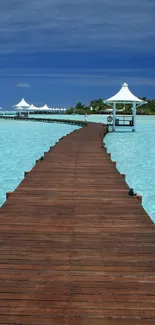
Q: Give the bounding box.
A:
[0,119,79,206]
[104,115,155,222]
[0,114,155,222]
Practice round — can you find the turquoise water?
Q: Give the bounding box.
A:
[0,119,79,206]
[104,116,155,223]
[63,114,155,223]
[88,114,155,222]
[0,114,155,223]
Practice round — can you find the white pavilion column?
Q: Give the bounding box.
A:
[113,102,116,131]
[132,102,136,132]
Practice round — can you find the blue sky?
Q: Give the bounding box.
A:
[0,0,155,109]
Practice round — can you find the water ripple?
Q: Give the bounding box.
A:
[0,119,79,206]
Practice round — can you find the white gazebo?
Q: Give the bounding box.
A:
[104,83,146,132]
[13,98,30,117]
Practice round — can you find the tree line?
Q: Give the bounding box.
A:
[66,97,155,115]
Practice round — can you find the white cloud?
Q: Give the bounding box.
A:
[16,83,31,88]
[5,68,154,87]
[0,0,154,52]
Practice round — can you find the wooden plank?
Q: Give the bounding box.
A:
[0,121,154,324]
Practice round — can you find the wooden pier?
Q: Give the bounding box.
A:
[0,121,155,324]
[0,115,86,127]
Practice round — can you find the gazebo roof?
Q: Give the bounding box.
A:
[105,83,145,104]
[14,98,30,108]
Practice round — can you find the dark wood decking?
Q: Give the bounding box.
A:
[0,122,155,325]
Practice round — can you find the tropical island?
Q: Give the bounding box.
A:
[66,98,155,115]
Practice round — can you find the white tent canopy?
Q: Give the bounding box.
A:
[28,104,40,110]
[14,98,30,108]
[105,83,145,104]
[39,104,50,110]
[13,98,67,114]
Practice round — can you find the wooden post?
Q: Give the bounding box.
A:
[102,144,106,150]
[136,195,142,204]
[132,102,136,132]
[6,192,12,199]
[113,102,116,132]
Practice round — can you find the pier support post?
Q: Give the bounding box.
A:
[36,156,44,162]
[24,171,29,177]
[102,144,107,151]
[136,195,142,204]
[112,102,116,132]
[6,192,12,199]
[132,102,136,132]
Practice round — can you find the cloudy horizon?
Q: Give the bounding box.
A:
[0,0,154,109]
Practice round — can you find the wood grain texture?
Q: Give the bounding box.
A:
[0,121,154,325]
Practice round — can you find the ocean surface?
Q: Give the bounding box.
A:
[0,114,155,223]
[104,115,155,222]
[0,118,79,207]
